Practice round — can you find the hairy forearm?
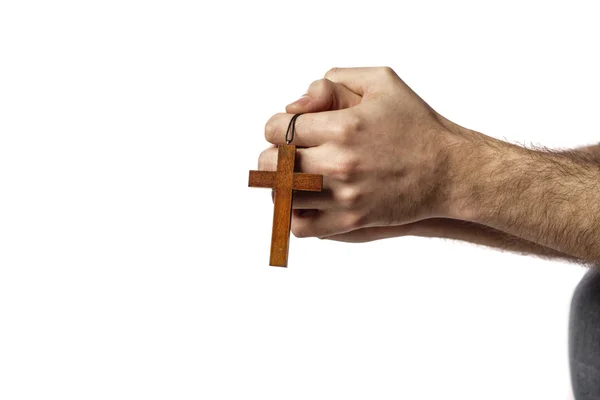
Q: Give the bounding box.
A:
[577,144,600,157]
[414,144,600,263]
[412,218,580,262]
[446,132,600,265]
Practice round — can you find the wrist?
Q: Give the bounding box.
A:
[442,128,521,223]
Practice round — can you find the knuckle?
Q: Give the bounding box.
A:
[344,113,363,133]
[257,148,274,170]
[308,78,330,94]
[264,113,283,143]
[337,186,362,208]
[325,67,341,79]
[334,113,362,142]
[264,117,275,143]
[259,146,279,171]
[308,79,335,106]
[378,66,397,78]
[327,154,360,181]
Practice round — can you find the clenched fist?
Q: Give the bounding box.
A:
[258,67,467,239]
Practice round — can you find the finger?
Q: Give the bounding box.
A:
[258,146,337,177]
[261,146,335,210]
[264,110,348,147]
[286,78,362,114]
[257,146,278,171]
[292,190,333,210]
[291,210,360,238]
[324,66,395,96]
[271,190,333,210]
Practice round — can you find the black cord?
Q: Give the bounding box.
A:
[285,113,302,145]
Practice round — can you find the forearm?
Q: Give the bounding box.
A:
[415,144,600,262]
[446,131,600,265]
[577,144,600,157]
[412,218,580,262]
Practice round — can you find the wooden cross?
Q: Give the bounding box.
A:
[248,145,323,267]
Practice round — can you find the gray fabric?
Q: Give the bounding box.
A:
[570,268,600,399]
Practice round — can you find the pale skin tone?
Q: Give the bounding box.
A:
[258,67,600,266]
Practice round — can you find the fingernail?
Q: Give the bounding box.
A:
[287,95,311,107]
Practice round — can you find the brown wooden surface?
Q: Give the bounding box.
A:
[248,144,324,267]
[248,170,276,188]
[269,145,295,267]
[293,174,322,192]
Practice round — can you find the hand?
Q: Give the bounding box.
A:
[279,76,426,243]
[283,76,458,243]
[259,67,461,239]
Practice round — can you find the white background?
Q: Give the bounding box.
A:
[0,1,598,399]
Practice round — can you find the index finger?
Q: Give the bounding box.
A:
[264,111,347,147]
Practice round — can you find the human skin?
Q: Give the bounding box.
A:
[258,67,600,266]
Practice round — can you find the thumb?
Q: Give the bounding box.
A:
[324,66,396,96]
[286,78,362,114]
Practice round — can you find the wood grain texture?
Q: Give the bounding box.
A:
[293,174,323,192]
[269,145,295,267]
[248,144,324,267]
[248,170,276,188]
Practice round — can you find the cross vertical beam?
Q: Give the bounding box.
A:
[269,145,295,267]
[248,144,323,267]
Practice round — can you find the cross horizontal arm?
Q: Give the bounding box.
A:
[293,173,323,192]
[248,170,277,188]
[248,144,324,267]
